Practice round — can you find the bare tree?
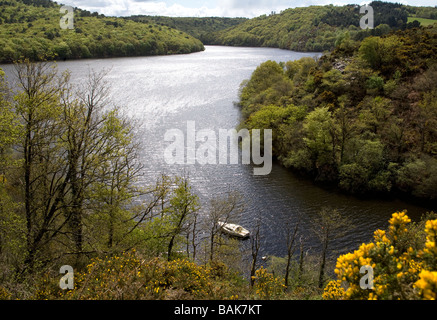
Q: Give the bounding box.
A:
[59,68,109,254]
[166,176,199,261]
[297,235,307,284]
[250,215,261,288]
[311,207,350,288]
[204,191,244,263]
[283,217,300,289]
[14,60,71,274]
[13,61,145,273]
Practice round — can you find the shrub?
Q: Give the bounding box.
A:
[33,251,246,300]
[252,266,285,299]
[323,211,437,300]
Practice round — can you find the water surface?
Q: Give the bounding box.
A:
[1,46,433,260]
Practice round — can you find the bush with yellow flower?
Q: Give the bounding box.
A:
[252,266,286,299]
[33,250,250,300]
[323,211,437,300]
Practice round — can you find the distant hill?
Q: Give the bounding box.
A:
[2,0,436,63]
[0,0,204,63]
[208,1,437,52]
[125,16,247,44]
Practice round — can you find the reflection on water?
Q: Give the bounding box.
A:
[1,46,433,259]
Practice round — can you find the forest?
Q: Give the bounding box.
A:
[208,1,437,52]
[125,15,247,44]
[2,0,437,63]
[238,24,437,201]
[0,59,338,300]
[0,0,205,63]
[0,58,435,301]
[1,0,437,302]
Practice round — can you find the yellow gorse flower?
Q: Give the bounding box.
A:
[325,212,437,300]
[415,271,437,300]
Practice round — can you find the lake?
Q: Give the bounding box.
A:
[1,45,433,261]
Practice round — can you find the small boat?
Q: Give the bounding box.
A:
[218,221,250,238]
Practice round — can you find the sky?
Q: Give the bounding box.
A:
[62,0,437,18]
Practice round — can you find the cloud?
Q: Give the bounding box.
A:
[214,0,285,16]
[64,0,224,17]
[63,0,297,17]
[62,0,437,18]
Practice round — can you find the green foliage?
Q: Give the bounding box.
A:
[0,0,204,63]
[126,16,247,44]
[407,17,437,27]
[209,1,414,52]
[35,251,238,300]
[324,212,437,300]
[239,60,292,118]
[239,24,437,200]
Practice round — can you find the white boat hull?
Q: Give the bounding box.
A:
[218,221,250,238]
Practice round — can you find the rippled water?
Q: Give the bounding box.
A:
[1,46,433,259]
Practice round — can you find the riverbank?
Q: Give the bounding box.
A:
[238,24,437,204]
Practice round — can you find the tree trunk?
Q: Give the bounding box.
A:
[250,221,261,288]
[318,235,329,288]
[167,235,176,261]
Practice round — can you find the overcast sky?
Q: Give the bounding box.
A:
[61,0,437,18]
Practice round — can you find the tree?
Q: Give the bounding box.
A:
[165,176,199,261]
[204,191,244,263]
[414,90,437,154]
[283,216,300,289]
[12,60,146,274]
[14,60,70,275]
[250,216,262,288]
[87,108,143,251]
[239,60,287,118]
[311,207,350,288]
[59,68,106,255]
[0,67,25,276]
[302,106,337,179]
[359,37,381,70]
[333,97,355,164]
[59,68,144,257]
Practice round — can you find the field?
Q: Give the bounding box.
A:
[408,16,437,26]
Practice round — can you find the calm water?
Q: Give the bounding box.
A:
[1,46,434,259]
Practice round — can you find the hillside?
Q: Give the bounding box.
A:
[125,16,247,44]
[209,1,437,52]
[238,23,437,200]
[0,0,204,63]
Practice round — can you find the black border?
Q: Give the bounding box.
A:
[0,299,430,319]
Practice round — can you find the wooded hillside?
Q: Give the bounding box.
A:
[209,1,437,52]
[0,0,204,63]
[238,24,437,200]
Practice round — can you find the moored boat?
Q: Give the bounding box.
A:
[218,221,250,238]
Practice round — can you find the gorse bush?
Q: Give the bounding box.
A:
[323,212,437,300]
[33,251,253,300]
[252,266,286,299]
[31,250,312,300]
[35,251,210,300]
